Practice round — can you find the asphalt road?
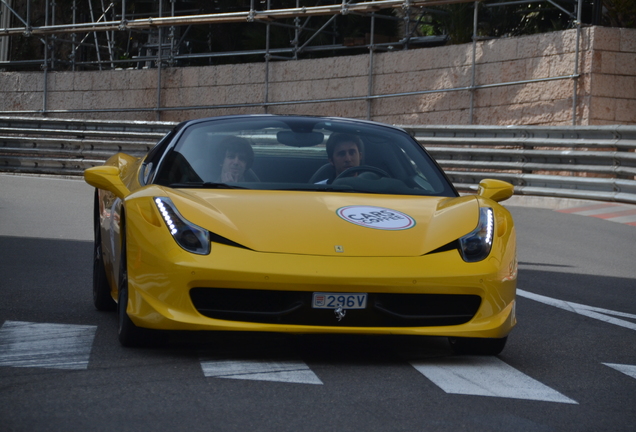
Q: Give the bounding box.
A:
[1,174,635,432]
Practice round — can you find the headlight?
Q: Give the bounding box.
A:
[458,207,494,262]
[154,197,210,255]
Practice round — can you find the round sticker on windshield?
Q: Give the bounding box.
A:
[337,206,415,230]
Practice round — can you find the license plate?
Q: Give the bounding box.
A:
[312,292,367,309]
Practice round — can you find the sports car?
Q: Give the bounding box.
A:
[85,115,517,354]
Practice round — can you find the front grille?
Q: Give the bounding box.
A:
[190,288,481,327]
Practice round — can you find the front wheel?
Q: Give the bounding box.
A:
[118,280,150,348]
[93,190,116,311]
[93,239,116,311]
[117,219,162,347]
[448,336,508,356]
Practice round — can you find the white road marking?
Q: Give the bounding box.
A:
[517,289,636,332]
[0,321,97,370]
[411,356,577,404]
[200,358,323,385]
[603,363,636,380]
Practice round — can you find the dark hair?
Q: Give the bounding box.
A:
[325,133,363,160]
[216,136,254,169]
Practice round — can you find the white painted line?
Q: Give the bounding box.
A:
[0,321,97,370]
[603,363,636,380]
[200,358,323,385]
[517,289,636,332]
[411,356,577,404]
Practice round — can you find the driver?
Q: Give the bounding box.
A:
[316,133,363,184]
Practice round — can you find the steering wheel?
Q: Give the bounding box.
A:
[335,165,390,180]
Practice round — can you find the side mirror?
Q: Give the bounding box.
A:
[477,179,514,203]
[84,166,131,200]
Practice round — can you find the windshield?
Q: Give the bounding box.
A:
[153,116,456,197]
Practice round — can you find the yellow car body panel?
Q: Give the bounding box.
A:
[120,186,517,338]
[125,246,517,338]
[85,116,517,347]
[137,187,480,257]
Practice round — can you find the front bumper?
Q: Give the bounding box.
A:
[125,235,517,339]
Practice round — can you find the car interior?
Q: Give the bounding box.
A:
[151,118,455,197]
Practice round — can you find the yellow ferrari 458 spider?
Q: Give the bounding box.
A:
[85,115,517,353]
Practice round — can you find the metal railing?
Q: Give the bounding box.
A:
[1,117,635,204]
[404,124,636,204]
[0,116,173,176]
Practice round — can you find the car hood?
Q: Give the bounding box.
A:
[167,189,479,257]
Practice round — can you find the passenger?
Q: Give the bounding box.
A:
[316,133,363,184]
[215,136,254,182]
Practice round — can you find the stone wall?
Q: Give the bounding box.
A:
[0,26,634,125]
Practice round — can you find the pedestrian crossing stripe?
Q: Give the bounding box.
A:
[0,321,96,370]
[603,363,636,380]
[410,356,578,404]
[1,320,635,404]
[200,358,323,385]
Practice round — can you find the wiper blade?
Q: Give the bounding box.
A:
[169,182,247,190]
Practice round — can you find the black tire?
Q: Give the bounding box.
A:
[117,216,163,348]
[448,336,508,356]
[93,190,116,311]
[117,279,148,348]
[93,240,116,311]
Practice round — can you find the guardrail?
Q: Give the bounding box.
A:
[0,116,174,176]
[1,117,635,204]
[402,124,636,204]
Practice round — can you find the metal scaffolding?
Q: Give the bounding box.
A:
[0,0,584,124]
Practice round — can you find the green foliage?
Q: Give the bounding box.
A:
[418,1,576,45]
[602,0,636,28]
[2,0,633,70]
[430,3,475,45]
[416,0,634,45]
